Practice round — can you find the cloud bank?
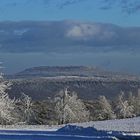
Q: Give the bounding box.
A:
[0,21,140,53]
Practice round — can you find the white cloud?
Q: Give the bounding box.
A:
[66,23,101,40]
[66,23,116,41]
[13,29,29,36]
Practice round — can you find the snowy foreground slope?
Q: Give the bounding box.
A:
[0,117,139,132]
[74,117,140,132]
[0,117,139,140]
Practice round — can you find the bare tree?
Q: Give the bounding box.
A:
[55,88,90,124]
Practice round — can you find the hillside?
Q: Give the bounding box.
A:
[6,66,140,101]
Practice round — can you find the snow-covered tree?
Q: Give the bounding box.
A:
[134,90,140,115]
[95,96,116,120]
[55,88,90,124]
[128,90,140,116]
[115,92,135,118]
[17,93,35,124]
[0,73,18,125]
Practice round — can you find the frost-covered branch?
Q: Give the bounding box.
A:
[0,73,18,125]
[115,92,135,118]
[16,93,35,124]
[55,88,90,124]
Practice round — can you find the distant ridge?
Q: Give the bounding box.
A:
[6,66,138,81]
[6,66,129,79]
[15,66,107,77]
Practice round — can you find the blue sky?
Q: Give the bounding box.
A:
[0,0,140,26]
[1,0,140,74]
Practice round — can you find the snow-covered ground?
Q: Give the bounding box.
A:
[0,124,139,140]
[0,117,139,132]
[0,117,139,140]
[74,117,140,132]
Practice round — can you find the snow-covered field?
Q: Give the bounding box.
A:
[0,117,139,132]
[74,117,140,132]
[0,117,139,140]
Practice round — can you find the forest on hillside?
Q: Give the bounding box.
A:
[0,73,140,125]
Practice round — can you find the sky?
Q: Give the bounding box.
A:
[0,0,140,26]
[0,0,140,74]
